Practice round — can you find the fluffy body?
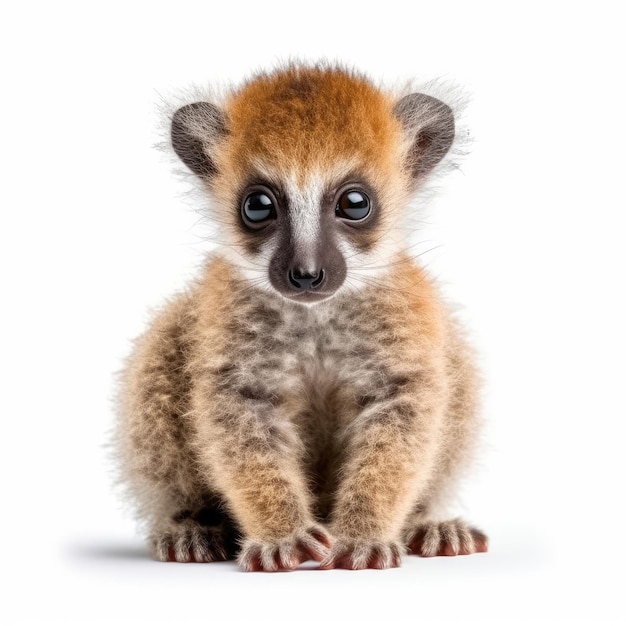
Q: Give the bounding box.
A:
[115,63,487,570]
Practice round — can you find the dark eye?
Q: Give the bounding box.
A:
[336,190,371,221]
[242,191,276,226]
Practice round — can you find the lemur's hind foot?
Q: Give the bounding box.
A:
[406,519,488,557]
[151,514,239,563]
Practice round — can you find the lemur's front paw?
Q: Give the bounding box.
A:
[406,519,488,557]
[237,526,332,572]
[151,519,234,563]
[319,538,405,570]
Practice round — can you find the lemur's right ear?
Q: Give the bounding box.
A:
[171,102,228,178]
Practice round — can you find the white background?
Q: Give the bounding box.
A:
[2,1,624,624]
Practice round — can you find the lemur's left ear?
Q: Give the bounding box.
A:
[171,102,228,178]
[394,93,455,179]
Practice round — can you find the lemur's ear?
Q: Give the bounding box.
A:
[171,102,228,178]
[394,93,455,179]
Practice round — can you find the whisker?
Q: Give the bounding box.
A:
[345,272,437,301]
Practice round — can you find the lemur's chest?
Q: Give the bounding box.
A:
[221,293,399,410]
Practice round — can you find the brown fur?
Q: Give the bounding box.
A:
[115,63,487,570]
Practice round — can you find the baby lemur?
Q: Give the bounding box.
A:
[116,63,487,571]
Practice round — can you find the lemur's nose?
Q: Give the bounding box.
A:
[288,268,325,291]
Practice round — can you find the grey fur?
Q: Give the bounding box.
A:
[394,93,455,179]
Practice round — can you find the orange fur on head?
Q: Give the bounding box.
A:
[221,65,403,181]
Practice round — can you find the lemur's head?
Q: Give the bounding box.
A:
[171,64,455,304]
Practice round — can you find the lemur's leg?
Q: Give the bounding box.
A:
[402,322,488,558]
[117,296,239,563]
[320,363,447,570]
[192,385,332,572]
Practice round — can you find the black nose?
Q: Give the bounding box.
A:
[288,268,325,291]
